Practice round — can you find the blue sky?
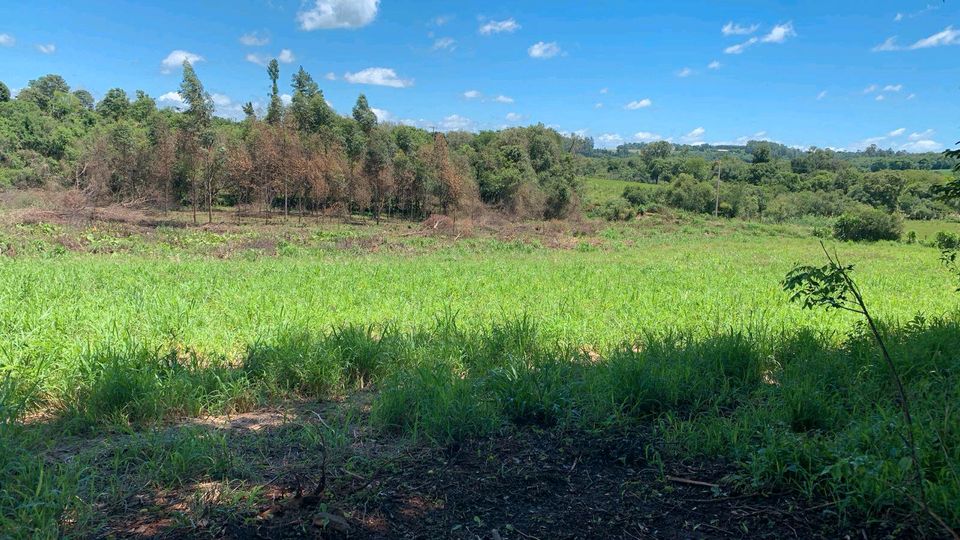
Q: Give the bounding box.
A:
[2,0,959,152]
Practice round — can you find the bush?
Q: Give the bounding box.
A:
[934,231,960,251]
[595,198,634,221]
[832,208,903,242]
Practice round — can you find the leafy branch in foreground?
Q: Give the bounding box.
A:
[783,242,957,539]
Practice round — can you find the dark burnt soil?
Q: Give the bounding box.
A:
[197,429,908,540]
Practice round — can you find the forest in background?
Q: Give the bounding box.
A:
[1,62,958,228]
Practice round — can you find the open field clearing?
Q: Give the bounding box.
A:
[1,217,959,538]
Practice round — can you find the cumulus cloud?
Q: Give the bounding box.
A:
[902,139,942,152]
[439,114,473,130]
[624,98,652,110]
[722,22,759,36]
[161,50,204,74]
[761,22,796,43]
[633,131,663,142]
[505,112,523,122]
[599,87,608,94]
[708,60,721,69]
[909,129,934,141]
[594,102,604,109]
[281,94,292,106]
[682,127,706,143]
[246,49,295,66]
[432,37,456,51]
[862,84,878,94]
[36,43,55,54]
[479,18,520,35]
[239,32,270,46]
[344,67,413,88]
[297,0,379,30]
[888,128,906,137]
[677,67,693,77]
[528,41,561,59]
[158,91,185,107]
[883,84,902,92]
[907,93,916,100]
[494,95,514,103]
[0,33,14,47]
[597,133,623,147]
[325,72,337,80]
[431,15,452,26]
[371,107,392,122]
[875,95,885,101]
[463,90,481,99]
[817,90,828,100]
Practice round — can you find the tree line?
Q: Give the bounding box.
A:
[0,63,582,223]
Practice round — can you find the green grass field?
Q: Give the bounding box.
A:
[2,217,959,536]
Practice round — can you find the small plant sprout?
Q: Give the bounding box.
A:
[783,241,958,539]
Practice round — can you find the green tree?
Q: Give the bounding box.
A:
[750,142,772,164]
[17,74,70,111]
[265,59,283,125]
[72,89,94,110]
[0,81,9,102]
[130,90,157,122]
[178,60,214,223]
[352,94,377,135]
[96,88,130,120]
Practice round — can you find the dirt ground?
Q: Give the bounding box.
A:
[86,401,912,540]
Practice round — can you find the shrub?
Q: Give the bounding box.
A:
[934,231,960,251]
[595,198,634,221]
[832,208,903,242]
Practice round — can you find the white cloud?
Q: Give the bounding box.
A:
[528,41,561,59]
[909,129,934,141]
[297,0,379,30]
[875,94,885,101]
[708,60,721,69]
[894,13,904,22]
[246,53,268,66]
[677,67,694,77]
[325,72,337,80]
[371,107,392,122]
[872,36,899,52]
[343,67,413,88]
[161,50,204,74]
[248,49,294,66]
[479,18,520,35]
[597,133,623,147]
[463,90,481,99]
[761,22,796,43]
[633,131,663,142]
[902,139,942,152]
[277,49,295,63]
[910,26,960,49]
[505,112,523,122]
[624,98,652,110]
[36,43,55,54]
[724,37,758,54]
[907,93,916,100]
[722,22,759,36]
[494,95,514,103]
[239,32,270,46]
[432,37,456,51]
[281,93,292,106]
[594,102,604,108]
[862,84,878,94]
[158,91,185,107]
[211,93,232,107]
[725,22,795,54]
[0,33,14,47]
[817,90,828,100]
[599,87,608,94]
[439,114,473,131]
[888,128,906,137]
[431,15,452,26]
[883,84,902,92]
[682,127,706,142]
